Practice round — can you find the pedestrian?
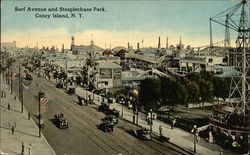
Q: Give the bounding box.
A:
[171,119,176,129]
[21,141,25,155]
[147,119,150,125]
[28,113,31,120]
[11,125,15,134]
[28,143,32,155]
[219,149,223,155]
[159,125,162,136]
[7,103,10,110]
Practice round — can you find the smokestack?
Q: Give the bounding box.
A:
[62,44,64,53]
[166,37,168,49]
[137,42,140,50]
[71,36,75,50]
[158,37,161,49]
[128,42,130,49]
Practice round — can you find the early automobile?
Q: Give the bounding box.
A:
[54,113,69,129]
[56,82,64,88]
[67,88,75,95]
[98,102,110,112]
[103,115,119,125]
[133,129,152,140]
[26,73,33,81]
[106,108,120,118]
[99,120,115,132]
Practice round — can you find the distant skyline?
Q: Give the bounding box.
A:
[1,0,239,49]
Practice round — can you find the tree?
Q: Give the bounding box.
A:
[186,80,200,103]
[160,77,172,102]
[212,77,230,102]
[170,81,187,109]
[198,79,214,107]
[160,77,187,109]
[139,78,161,111]
[85,58,95,70]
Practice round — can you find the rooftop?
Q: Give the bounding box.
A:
[97,62,122,69]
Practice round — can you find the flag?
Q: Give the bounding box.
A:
[40,97,48,113]
[141,39,144,44]
[22,81,31,89]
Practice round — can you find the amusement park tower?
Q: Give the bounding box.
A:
[209,0,249,153]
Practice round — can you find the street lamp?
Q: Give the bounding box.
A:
[11,71,13,95]
[149,109,153,133]
[120,98,124,118]
[192,125,199,153]
[135,98,139,125]
[64,54,68,91]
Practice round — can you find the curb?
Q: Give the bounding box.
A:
[23,106,57,155]
[120,117,194,155]
[10,87,57,155]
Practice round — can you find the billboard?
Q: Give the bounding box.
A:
[100,68,112,79]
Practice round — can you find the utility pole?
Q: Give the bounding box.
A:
[38,91,41,138]
[19,65,23,113]
[65,54,68,91]
[11,62,13,95]
[38,90,44,138]
[7,59,10,85]
[11,71,13,95]
[0,51,2,130]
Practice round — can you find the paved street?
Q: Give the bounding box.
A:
[0,76,55,155]
[109,102,239,155]
[10,63,190,155]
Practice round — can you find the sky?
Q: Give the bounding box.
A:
[1,0,240,49]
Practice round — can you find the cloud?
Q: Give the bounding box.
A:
[2,28,212,49]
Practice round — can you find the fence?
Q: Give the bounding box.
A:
[75,87,103,105]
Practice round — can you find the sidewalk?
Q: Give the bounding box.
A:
[0,77,55,155]
[109,103,237,155]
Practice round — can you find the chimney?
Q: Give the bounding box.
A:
[166,37,168,49]
[62,44,64,53]
[128,42,130,49]
[137,42,140,50]
[158,37,161,49]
